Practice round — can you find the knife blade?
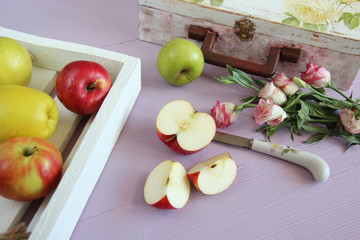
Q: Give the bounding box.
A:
[213,131,330,182]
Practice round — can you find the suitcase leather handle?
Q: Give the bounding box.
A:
[188,25,301,78]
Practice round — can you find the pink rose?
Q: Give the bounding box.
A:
[272,72,300,96]
[211,101,239,128]
[340,108,360,134]
[253,99,287,126]
[300,63,331,88]
[258,81,287,106]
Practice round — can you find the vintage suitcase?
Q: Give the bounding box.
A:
[139,0,360,90]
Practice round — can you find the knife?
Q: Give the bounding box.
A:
[213,131,330,182]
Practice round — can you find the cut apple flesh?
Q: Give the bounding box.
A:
[156,100,216,152]
[188,153,237,195]
[144,160,190,209]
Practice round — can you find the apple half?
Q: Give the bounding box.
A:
[156,100,216,155]
[188,153,237,195]
[144,160,190,209]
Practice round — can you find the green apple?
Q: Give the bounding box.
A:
[0,85,59,143]
[0,37,33,86]
[156,38,204,86]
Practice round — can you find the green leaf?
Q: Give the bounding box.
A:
[232,71,253,88]
[210,0,224,7]
[305,133,330,143]
[301,123,330,134]
[341,12,360,30]
[265,127,278,140]
[340,12,354,23]
[290,124,300,139]
[350,16,360,30]
[303,23,319,31]
[341,134,360,144]
[253,78,268,88]
[303,101,326,115]
[283,97,298,112]
[349,91,354,100]
[284,12,295,17]
[282,17,300,27]
[296,116,306,130]
[281,148,290,155]
[355,12,360,18]
[296,100,313,130]
[226,64,235,75]
[233,68,253,83]
[214,76,237,85]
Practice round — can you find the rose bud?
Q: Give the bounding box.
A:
[258,81,287,106]
[340,108,360,134]
[300,62,331,88]
[253,98,287,126]
[210,100,239,128]
[272,72,300,96]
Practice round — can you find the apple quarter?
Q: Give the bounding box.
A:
[144,160,190,209]
[188,153,237,195]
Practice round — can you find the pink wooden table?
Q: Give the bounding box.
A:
[1,0,360,239]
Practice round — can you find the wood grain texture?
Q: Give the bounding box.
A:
[1,0,360,239]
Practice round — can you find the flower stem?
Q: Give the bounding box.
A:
[251,85,260,92]
[234,103,256,112]
[329,82,354,103]
[307,119,337,123]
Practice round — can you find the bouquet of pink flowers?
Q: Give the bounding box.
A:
[211,63,360,149]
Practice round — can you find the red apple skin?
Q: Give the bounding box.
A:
[0,136,63,201]
[55,60,112,115]
[151,195,177,209]
[156,129,207,155]
[187,172,200,190]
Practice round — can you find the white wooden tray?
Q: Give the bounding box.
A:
[0,27,141,240]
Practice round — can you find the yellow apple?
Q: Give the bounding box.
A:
[0,85,59,143]
[0,37,33,86]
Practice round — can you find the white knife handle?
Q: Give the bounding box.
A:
[251,139,330,182]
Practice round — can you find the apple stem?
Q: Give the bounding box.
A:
[23,146,38,157]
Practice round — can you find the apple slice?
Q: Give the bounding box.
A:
[144,160,190,209]
[188,153,237,195]
[156,100,216,155]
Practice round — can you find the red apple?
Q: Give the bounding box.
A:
[188,153,237,195]
[55,60,112,115]
[0,136,63,201]
[156,100,216,155]
[144,160,190,209]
